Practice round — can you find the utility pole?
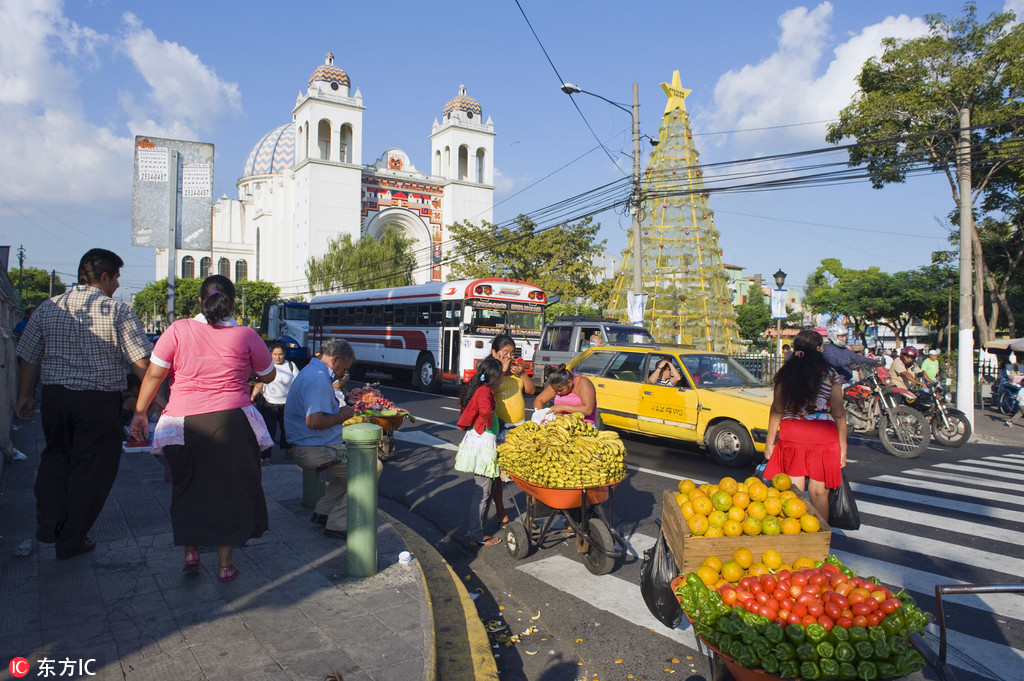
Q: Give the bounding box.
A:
[17,245,25,302]
[956,107,975,428]
[49,270,56,297]
[630,82,642,297]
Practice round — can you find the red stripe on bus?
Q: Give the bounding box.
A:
[321,328,429,351]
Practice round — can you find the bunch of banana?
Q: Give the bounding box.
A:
[497,413,627,487]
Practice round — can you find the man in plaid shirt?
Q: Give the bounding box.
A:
[16,248,155,559]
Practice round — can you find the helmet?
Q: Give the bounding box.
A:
[827,324,848,347]
[901,346,918,358]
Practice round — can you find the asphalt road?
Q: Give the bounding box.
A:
[370,381,1024,681]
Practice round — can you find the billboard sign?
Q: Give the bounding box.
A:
[131,136,213,250]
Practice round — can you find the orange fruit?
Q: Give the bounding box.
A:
[711,491,734,512]
[772,473,792,491]
[722,519,743,537]
[747,481,769,502]
[762,550,783,571]
[761,517,782,535]
[746,501,767,520]
[721,560,745,583]
[782,497,807,519]
[766,487,781,498]
[698,483,712,496]
[800,514,821,533]
[793,556,817,570]
[696,565,718,586]
[692,495,714,516]
[680,501,695,520]
[708,510,729,528]
[702,555,723,572]
[744,476,761,487]
[780,517,802,535]
[736,482,749,495]
[747,562,769,576]
[727,506,747,522]
[741,516,763,536]
[732,492,750,510]
[674,492,687,506]
[718,476,738,494]
[677,479,696,494]
[781,490,798,500]
[705,525,725,538]
[763,496,783,517]
[732,548,754,569]
[688,514,710,536]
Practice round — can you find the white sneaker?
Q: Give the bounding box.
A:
[1006,420,1014,427]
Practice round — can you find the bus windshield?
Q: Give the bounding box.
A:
[283,305,310,322]
[468,300,544,338]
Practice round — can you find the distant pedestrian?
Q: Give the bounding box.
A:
[252,343,299,464]
[922,349,940,382]
[130,275,276,581]
[490,335,534,527]
[12,306,34,343]
[16,249,154,559]
[455,357,504,548]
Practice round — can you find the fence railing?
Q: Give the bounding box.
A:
[732,353,785,385]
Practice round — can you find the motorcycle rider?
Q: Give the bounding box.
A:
[889,347,933,391]
[822,324,870,382]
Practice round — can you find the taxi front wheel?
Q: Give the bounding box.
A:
[706,420,754,468]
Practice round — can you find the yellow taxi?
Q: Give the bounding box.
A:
[567,343,772,467]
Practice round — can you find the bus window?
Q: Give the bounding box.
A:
[430,303,443,324]
[383,305,394,325]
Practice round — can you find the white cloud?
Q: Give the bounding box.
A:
[700,2,928,155]
[1005,0,1024,23]
[0,1,241,206]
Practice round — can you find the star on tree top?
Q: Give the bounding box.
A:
[661,70,691,114]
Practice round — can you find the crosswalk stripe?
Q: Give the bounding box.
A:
[899,467,1024,493]
[516,554,698,648]
[980,455,1024,464]
[920,621,1024,681]
[934,462,1024,480]
[855,500,1024,544]
[868,475,1024,506]
[850,482,1023,520]
[952,458,1024,472]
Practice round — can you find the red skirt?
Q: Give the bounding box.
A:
[762,418,841,489]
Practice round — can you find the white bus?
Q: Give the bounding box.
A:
[308,279,547,391]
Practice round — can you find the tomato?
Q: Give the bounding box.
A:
[761,606,778,621]
[756,591,770,605]
[760,575,778,592]
[789,584,804,598]
[767,597,781,611]
[863,597,879,612]
[745,600,760,615]
[787,612,802,625]
[775,616,787,626]
[834,582,852,597]
[802,615,818,627]
[836,616,853,629]
[820,563,840,576]
[880,598,900,614]
[829,573,847,589]
[778,608,791,622]
[792,604,808,618]
[870,590,888,602]
[841,609,853,620]
[817,614,835,631]
[824,601,843,619]
[848,591,867,605]
[750,581,764,594]
[809,572,829,587]
[776,569,792,582]
[736,590,754,603]
[797,591,817,606]
[851,602,872,617]
[805,584,822,596]
[830,594,849,610]
[780,597,795,611]
[740,577,758,592]
[807,602,825,618]
[852,615,869,627]
[866,611,884,627]
[791,573,809,587]
[773,587,789,601]
[721,589,738,606]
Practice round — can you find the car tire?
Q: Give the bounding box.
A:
[412,354,439,393]
[706,420,755,468]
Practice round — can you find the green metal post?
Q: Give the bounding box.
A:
[344,422,381,577]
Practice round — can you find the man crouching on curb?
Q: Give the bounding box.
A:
[284,339,382,539]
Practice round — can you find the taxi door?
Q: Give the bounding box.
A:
[638,355,701,442]
[589,351,647,431]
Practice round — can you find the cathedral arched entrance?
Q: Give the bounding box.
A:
[363,208,433,284]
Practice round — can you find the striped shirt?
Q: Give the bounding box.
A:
[16,285,152,392]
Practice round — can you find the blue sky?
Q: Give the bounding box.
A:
[1,0,1020,300]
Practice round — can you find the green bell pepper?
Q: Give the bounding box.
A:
[779,659,801,679]
[838,661,858,681]
[800,660,822,680]
[849,626,869,642]
[765,622,785,645]
[796,641,818,662]
[877,661,897,679]
[856,660,878,681]
[867,626,886,643]
[819,657,840,680]
[774,641,797,661]
[834,641,856,663]
[761,655,780,676]
[806,623,829,644]
[853,640,875,661]
[871,637,889,661]
[829,626,851,643]
[785,623,807,645]
[815,641,835,659]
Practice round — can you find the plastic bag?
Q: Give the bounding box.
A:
[828,471,861,530]
[639,522,682,629]
[531,408,556,425]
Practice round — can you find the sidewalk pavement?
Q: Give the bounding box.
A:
[0,415,495,681]
[969,406,1023,446]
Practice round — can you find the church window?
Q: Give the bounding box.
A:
[318,119,331,160]
[475,148,486,184]
[444,146,450,176]
[235,259,248,282]
[458,145,469,181]
[330,81,339,91]
[433,150,441,175]
[218,258,230,278]
[340,123,353,163]
[181,256,195,279]
[467,111,473,120]
[200,257,211,278]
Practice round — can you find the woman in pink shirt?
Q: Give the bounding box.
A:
[130,275,276,581]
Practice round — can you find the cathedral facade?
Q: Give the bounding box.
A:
[153,53,495,298]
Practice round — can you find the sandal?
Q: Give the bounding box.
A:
[499,516,510,529]
[470,535,502,548]
[261,459,272,467]
[219,564,240,582]
[182,546,201,572]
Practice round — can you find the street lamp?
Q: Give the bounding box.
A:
[773,269,787,358]
[560,82,643,307]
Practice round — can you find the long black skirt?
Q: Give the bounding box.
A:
[163,408,268,547]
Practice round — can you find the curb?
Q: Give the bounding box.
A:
[384,512,500,681]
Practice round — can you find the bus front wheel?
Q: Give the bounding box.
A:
[413,354,439,393]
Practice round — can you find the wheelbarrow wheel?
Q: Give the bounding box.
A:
[505,519,530,559]
[581,517,615,575]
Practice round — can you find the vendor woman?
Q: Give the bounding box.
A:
[533,365,597,425]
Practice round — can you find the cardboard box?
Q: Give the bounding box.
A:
[661,489,831,575]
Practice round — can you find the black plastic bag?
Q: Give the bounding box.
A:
[639,522,682,628]
[828,471,860,530]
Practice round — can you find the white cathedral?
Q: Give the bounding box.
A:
[153,53,495,297]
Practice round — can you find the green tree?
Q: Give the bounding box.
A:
[133,278,203,328]
[236,280,281,327]
[825,3,1024,343]
[735,287,772,345]
[306,226,416,294]
[7,267,65,308]
[447,215,606,301]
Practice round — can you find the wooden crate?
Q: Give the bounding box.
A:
[661,489,831,575]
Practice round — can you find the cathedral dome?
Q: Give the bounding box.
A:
[308,52,350,90]
[442,85,482,120]
[241,122,295,177]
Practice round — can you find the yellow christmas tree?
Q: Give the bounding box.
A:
[607,71,740,352]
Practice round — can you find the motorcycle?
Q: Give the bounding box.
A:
[993,377,1022,416]
[844,361,931,458]
[904,386,972,447]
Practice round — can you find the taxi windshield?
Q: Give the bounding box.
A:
[679,354,762,388]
